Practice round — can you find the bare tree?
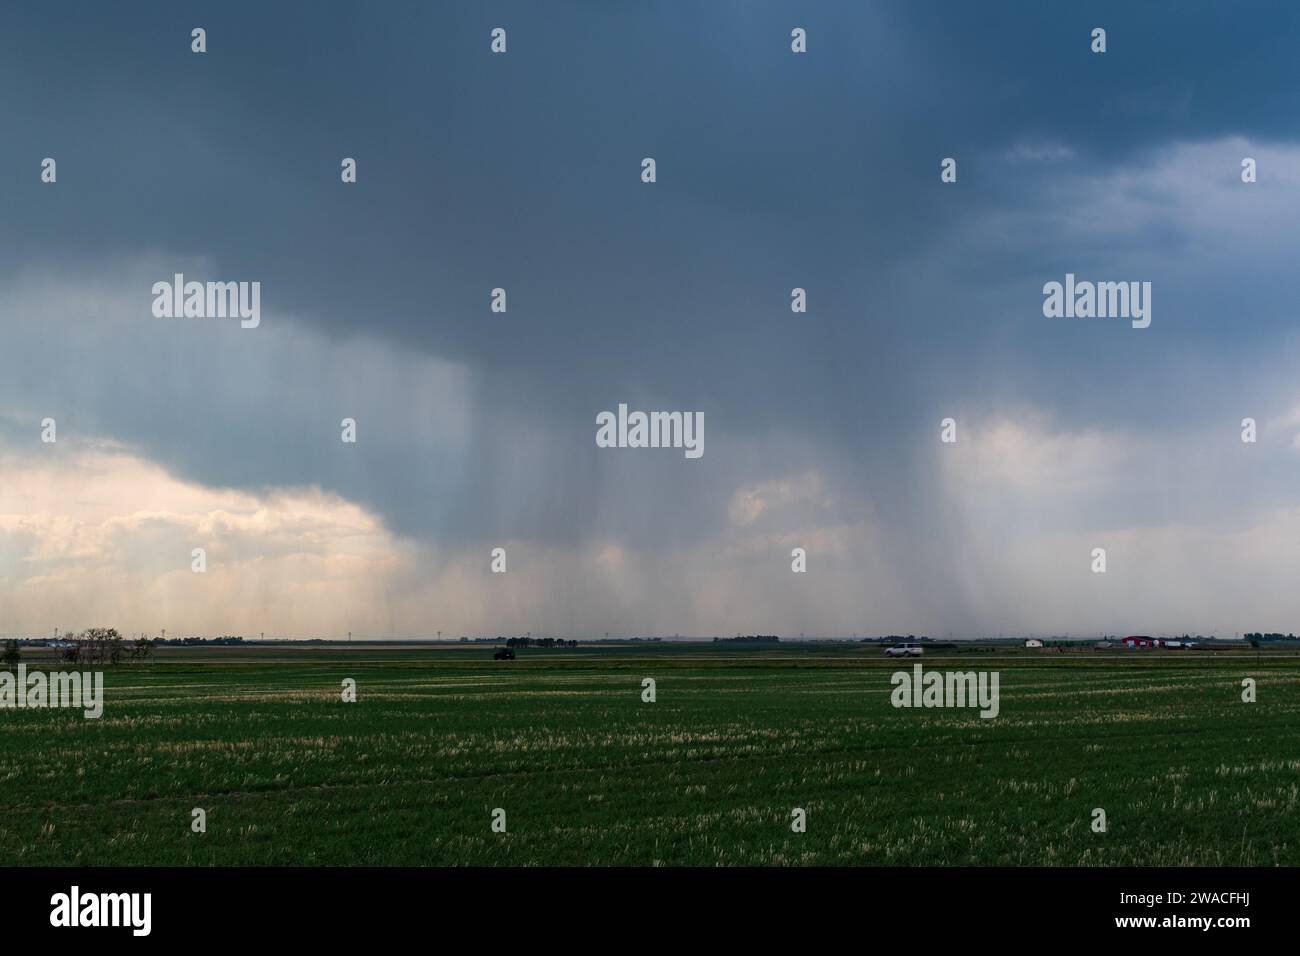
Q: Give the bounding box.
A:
[76,627,124,666]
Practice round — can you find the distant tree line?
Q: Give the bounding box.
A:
[59,628,156,665]
[157,635,245,645]
[0,628,159,667]
[503,636,577,648]
[714,635,780,643]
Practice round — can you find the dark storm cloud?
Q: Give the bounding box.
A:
[4,0,1300,571]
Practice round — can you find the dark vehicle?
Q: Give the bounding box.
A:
[493,648,515,661]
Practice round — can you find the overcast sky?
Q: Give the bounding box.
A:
[3,1,1300,639]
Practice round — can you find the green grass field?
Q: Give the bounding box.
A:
[2,643,1298,866]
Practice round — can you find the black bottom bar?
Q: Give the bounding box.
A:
[2,866,1274,941]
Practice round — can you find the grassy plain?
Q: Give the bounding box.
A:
[2,642,1297,866]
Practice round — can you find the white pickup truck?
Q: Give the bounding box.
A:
[884,642,923,657]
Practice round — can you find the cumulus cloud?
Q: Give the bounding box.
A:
[0,440,411,636]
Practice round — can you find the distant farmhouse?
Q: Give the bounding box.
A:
[1122,635,1159,649]
[1121,635,1201,649]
